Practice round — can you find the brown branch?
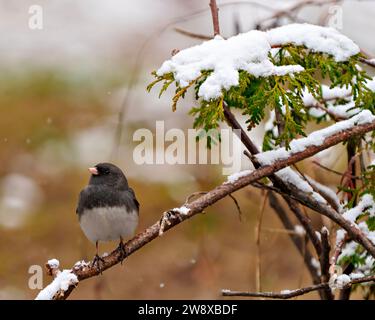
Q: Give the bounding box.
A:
[37,116,375,299]
[319,227,334,300]
[222,275,375,299]
[209,0,220,36]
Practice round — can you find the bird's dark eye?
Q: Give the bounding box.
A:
[103,169,110,175]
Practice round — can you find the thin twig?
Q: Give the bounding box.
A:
[229,193,243,221]
[222,275,375,299]
[174,27,213,40]
[209,0,220,36]
[320,227,334,300]
[312,160,361,180]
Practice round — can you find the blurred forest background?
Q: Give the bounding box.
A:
[0,0,374,299]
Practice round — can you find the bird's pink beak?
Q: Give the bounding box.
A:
[88,167,99,175]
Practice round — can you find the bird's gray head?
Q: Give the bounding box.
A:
[88,163,128,189]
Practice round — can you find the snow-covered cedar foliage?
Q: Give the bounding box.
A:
[148,23,374,149]
[148,23,375,298]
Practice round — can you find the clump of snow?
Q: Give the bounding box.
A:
[304,77,375,120]
[329,273,351,291]
[338,241,357,261]
[336,229,347,245]
[294,225,306,236]
[303,85,351,107]
[256,110,375,165]
[321,226,330,236]
[226,169,253,184]
[35,270,78,300]
[171,206,191,216]
[264,111,279,137]
[315,231,322,242]
[349,272,365,280]
[335,274,351,289]
[280,289,292,295]
[275,168,327,203]
[343,194,375,223]
[327,101,360,119]
[73,260,89,270]
[267,24,359,62]
[47,259,60,269]
[175,206,190,215]
[306,176,341,209]
[157,24,359,100]
[311,257,321,276]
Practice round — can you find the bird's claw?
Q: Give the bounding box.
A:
[117,241,127,265]
[92,254,105,274]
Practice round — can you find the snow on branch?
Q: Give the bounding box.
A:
[156,23,359,100]
[35,115,375,300]
[256,110,375,165]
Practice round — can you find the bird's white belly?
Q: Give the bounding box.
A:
[79,207,138,243]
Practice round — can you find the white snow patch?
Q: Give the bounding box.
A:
[267,24,359,62]
[336,229,347,245]
[35,270,78,300]
[336,274,351,289]
[306,177,341,210]
[280,289,292,294]
[275,168,327,203]
[47,259,60,269]
[338,241,358,261]
[294,225,306,236]
[343,194,375,223]
[315,231,322,242]
[311,257,321,275]
[226,169,252,184]
[350,272,365,280]
[321,226,330,236]
[173,206,190,215]
[256,110,375,165]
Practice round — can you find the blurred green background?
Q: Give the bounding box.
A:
[0,0,374,299]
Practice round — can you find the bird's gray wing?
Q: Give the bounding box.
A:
[76,187,90,215]
[128,187,140,211]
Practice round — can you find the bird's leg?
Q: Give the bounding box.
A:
[117,236,127,264]
[92,241,105,274]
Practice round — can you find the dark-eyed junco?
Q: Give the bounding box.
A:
[76,163,139,270]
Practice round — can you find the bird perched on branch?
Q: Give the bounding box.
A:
[76,163,139,272]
